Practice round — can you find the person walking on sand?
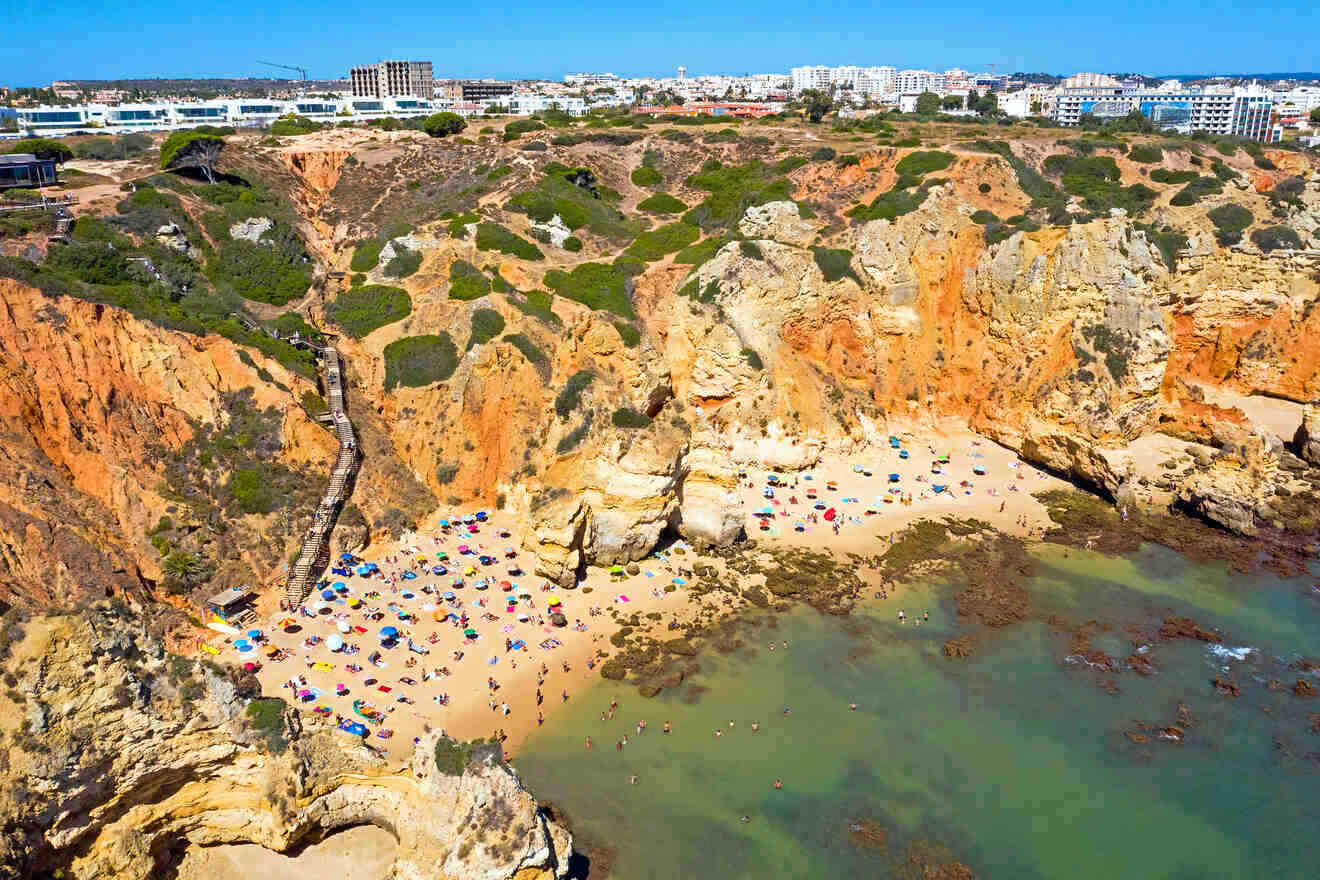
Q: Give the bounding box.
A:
[663,721,671,734]
[586,736,592,750]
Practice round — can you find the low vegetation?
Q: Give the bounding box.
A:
[327,285,411,337]
[1208,203,1253,246]
[682,159,797,231]
[506,163,642,241]
[611,407,652,428]
[625,222,700,261]
[468,307,506,348]
[809,246,860,284]
[542,260,641,318]
[555,370,594,419]
[631,166,662,186]
[1251,225,1303,253]
[383,246,422,278]
[638,193,687,214]
[383,333,459,389]
[475,221,544,260]
[448,259,491,300]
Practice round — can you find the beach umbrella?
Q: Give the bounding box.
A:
[278,617,296,628]
[506,594,517,604]
[547,596,562,606]
[517,613,530,622]
[442,590,456,600]
[436,551,448,560]
[500,580,512,589]
[327,634,344,652]
[518,590,531,598]
[462,514,475,524]
[609,564,623,575]
[672,577,687,585]
[379,626,399,639]
[464,628,478,637]
[321,589,335,600]
[340,553,354,561]
[243,661,259,672]
[247,629,262,639]
[464,566,476,576]
[457,544,470,554]
[336,620,351,634]
[440,519,450,527]
[550,613,567,627]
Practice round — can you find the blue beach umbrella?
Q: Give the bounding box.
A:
[379,626,399,639]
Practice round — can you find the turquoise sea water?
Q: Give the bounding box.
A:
[515,545,1320,879]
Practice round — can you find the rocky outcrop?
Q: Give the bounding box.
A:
[1293,403,1320,465]
[0,610,572,880]
[229,216,274,244]
[738,200,818,247]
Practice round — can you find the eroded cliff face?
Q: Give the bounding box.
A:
[0,280,429,607]
[0,610,572,880]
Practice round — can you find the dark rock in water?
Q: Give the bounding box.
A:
[943,637,973,659]
[1293,679,1317,698]
[1290,658,1319,673]
[1126,653,1157,676]
[1212,676,1241,698]
[846,818,888,850]
[1157,725,1185,743]
[1126,731,1151,744]
[1160,617,1223,643]
[1267,679,1285,691]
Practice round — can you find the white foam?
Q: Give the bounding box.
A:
[1207,644,1254,661]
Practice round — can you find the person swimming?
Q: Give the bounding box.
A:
[773,779,783,789]
[740,815,751,823]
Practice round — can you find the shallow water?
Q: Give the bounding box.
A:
[516,545,1320,879]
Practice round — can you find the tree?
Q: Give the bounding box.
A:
[7,137,73,164]
[975,92,1000,116]
[914,91,941,115]
[940,95,963,110]
[423,112,467,138]
[159,130,225,183]
[162,551,214,591]
[799,89,834,123]
[1031,99,1043,115]
[965,89,979,110]
[1310,107,1320,124]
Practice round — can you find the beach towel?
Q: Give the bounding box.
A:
[617,595,631,602]
[377,685,392,693]
[354,626,368,634]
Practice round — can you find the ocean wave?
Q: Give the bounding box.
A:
[1207,644,1255,662]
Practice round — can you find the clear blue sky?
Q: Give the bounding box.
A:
[5,0,1319,85]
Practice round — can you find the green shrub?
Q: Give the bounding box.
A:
[503,119,546,140]
[810,147,837,161]
[542,261,638,318]
[434,736,479,774]
[614,322,641,347]
[521,141,547,152]
[810,247,859,284]
[837,153,861,167]
[1043,154,1156,215]
[638,193,687,214]
[741,348,764,369]
[44,242,134,285]
[1210,160,1238,182]
[1254,156,1276,170]
[681,160,796,231]
[384,247,422,278]
[739,240,763,259]
[506,165,642,240]
[1150,168,1198,184]
[468,307,506,348]
[970,209,999,225]
[1208,203,1253,246]
[563,235,583,252]
[446,211,480,238]
[350,239,383,271]
[631,166,662,186]
[503,332,548,366]
[612,407,652,428]
[1168,176,1223,206]
[774,156,808,173]
[1127,145,1163,164]
[673,235,732,268]
[1080,324,1132,380]
[300,390,328,417]
[1251,225,1302,253]
[555,371,594,418]
[327,285,411,337]
[846,186,929,222]
[894,150,955,177]
[229,468,275,514]
[626,222,700,261]
[475,221,544,260]
[269,115,321,137]
[486,165,513,181]
[246,697,289,753]
[449,259,491,301]
[556,414,593,454]
[383,333,459,388]
[510,289,561,325]
[978,182,991,193]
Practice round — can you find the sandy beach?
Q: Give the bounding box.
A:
[221,423,1068,764]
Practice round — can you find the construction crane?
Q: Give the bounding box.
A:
[258,60,307,82]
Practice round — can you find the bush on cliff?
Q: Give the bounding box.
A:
[1208,203,1253,246]
[383,333,459,389]
[327,284,411,337]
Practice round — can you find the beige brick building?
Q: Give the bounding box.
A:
[349,61,434,99]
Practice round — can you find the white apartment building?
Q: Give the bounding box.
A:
[14,96,441,137]
[791,66,832,92]
[564,73,619,86]
[1062,72,1121,89]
